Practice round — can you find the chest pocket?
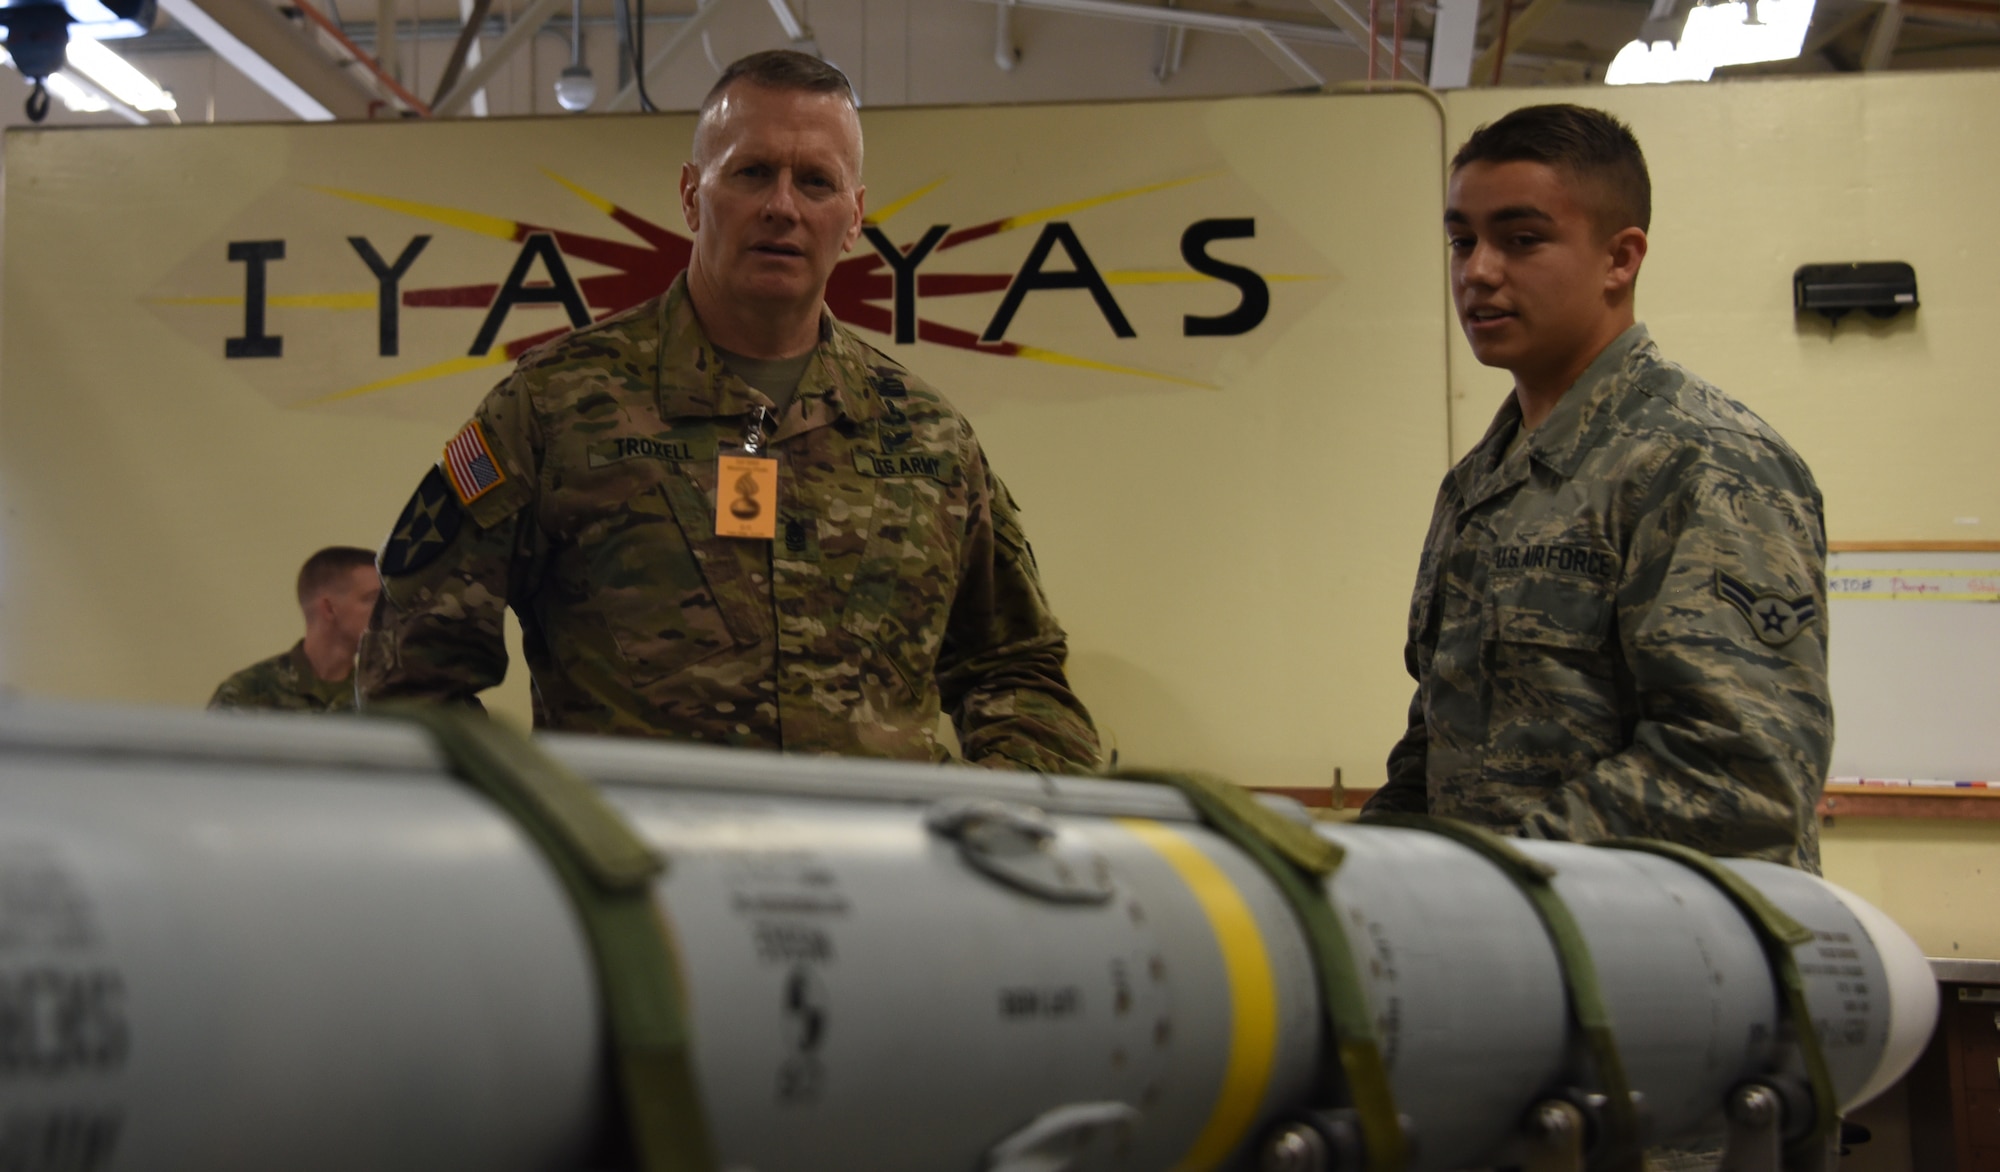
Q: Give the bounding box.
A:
[1488,570,1617,657]
[571,479,763,686]
[840,474,958,692]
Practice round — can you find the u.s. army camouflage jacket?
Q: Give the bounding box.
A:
[359,274,1100,774]
[1364,325,1831,871]
[208,640,358,713]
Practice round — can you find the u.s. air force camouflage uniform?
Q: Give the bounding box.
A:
[208,641,357,712]
[1364,325,1830,871]
[358,274,1100,774]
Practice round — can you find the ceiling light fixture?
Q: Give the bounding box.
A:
[65,34,175,110]
[554,0,594,110]
[45,69,109,110]
[1606,36,1713,83]
[1607,0,1816,84]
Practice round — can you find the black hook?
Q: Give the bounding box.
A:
[25,78,50,123]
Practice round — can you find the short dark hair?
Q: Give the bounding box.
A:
[1451,104,1651,235]
[296,546,377,607]
[699,49,856,117]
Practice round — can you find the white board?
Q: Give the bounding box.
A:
[1827,550,2000,782]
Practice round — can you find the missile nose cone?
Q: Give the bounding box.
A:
[1822,879,1940,1109]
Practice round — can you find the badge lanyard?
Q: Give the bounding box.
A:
[715,405,778,541]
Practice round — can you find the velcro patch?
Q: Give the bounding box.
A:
[588,432,718,468]
[1492,543,1618,579]
[442,419,506,505]
[776,510,820,562]
[1716,570,1820,646]
[379,466,464,577]
[852,450,958,482]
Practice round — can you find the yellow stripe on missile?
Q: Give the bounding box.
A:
[309,186,523,241]
[1117,818,1279,1171]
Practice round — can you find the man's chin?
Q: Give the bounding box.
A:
[1463,336,1518,372]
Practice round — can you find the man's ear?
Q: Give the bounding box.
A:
[843,185,867,252]
[1605,226,1648,298]
[680,161,703,234]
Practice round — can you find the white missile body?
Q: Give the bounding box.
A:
[0,702,1934,1171]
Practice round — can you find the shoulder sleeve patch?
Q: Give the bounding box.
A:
[1715,569,1820,646]
[380,466,466,577]
[442,418,507,505]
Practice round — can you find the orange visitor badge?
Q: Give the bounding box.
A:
[715,455,778,540]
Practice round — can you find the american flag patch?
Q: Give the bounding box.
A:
[442,419,506,505]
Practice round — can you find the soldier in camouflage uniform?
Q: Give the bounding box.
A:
[210,546,380,712]
[358,50,1099,774]
[1364,105,1830,874]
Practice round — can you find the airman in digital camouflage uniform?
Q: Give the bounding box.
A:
[210,546,380,712]
[358,50,1099,774]
[1363,105,1830,874]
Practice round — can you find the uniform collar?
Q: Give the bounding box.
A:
[1460,322,1653,496]
[1524,322,1652,480]
[287,638,355,698]
[653,272,878,437]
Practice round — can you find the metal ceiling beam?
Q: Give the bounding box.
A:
[967,0,1380,86]
[965,0,1357,48]
[1305,0,1423,78]
[432,0,495,107]
[1863,0,1905,66]
[158,0,379,119]
[606,0,733,111]
[1242,24,1325,84]
[1470,0,1564,84]
[376,0,399,80]
[1427,0,1478,85]
[766,0,807,40]
[434,0,567,115]
[997,0,1021,70]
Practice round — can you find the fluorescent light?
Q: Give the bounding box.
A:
[65,35,176,110]
[1607,0,1814,84]
[1606,37,1714,83]
[45,70,110,111]
[1683,0,1817,66]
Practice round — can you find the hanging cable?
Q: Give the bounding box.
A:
[1391,0,1405,78]
[1492,0,1515,83]
[631,0,657,112]
[1367,0,1380,79]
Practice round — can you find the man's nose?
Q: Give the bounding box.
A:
[762,172,801,220]
[1459,240,1501,286]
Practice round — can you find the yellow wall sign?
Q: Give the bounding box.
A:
[4,96,1450,789]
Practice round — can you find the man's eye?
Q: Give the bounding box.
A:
[1447,236,1473,251]
[1511,234,1542,247]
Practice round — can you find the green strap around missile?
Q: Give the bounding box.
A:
[1368,813,1645,1172]
[1603,837,1840,1165]
[1116,768,1410,1172]
[377,705,716,1172]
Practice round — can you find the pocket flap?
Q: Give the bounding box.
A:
[1491,573,1614,650]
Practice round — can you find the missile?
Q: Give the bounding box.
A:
[0,701,1934,1171]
